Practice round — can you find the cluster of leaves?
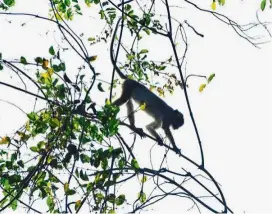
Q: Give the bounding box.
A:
[0,0,15,10]
[99,2,117,25]
[211,0,226,11]
[0,43,140,212]
[50,0,101,20]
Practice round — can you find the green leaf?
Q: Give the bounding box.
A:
[75,168,79,177]
[118,158,125,168]
[80,170,89,181]
[59,62,66,71]
[4,0,15,7]
[49,118,60,128]
[207,73,215,83]
[30,146,38,153]
[34,57,43,64]
[261,0,266,11]
[20,56,27,65]
[17,160,24,168]
[139,49,149,54]
[138,192,146,203]
[116,194,125,206]
[75,200,81,211]
[49,46,55,55]
[9,174,21,184]
[88,37,96,41]
[141,175,147,183]
[109,209,115,214]
[11,199,18,210]
[88,55,97,62]
[0,64,3,71]
[65,0,71,7]
[27,112,38,121]
[58,2,67,13]
[66,189,76,195]
[87,182,93,192]
[97,82,105,92]
[143,28,150,35]
[80,154,90,163]
[102,1,108,6]
[158,65,166,71]
[66,8,74,20]
[131,159,140,169]
[101,159,108,170]
[107,194,115,203]
[74,4,81,11]
[125,4,131,11]
[37,141,45,149]
[46,196,54,211]
[219,0,225,6]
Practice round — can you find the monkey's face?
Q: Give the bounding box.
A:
[172,110,184,130]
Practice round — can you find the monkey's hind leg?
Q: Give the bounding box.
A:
[113,80,134,106]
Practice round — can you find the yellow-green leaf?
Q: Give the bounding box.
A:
[157,87,164,97]
[211,1,216,10]
[88,37,95,41]
[199,84,206,92]
[88,55,97,62]
[138,192,146,203]
[0,136,10,145]
[75,200,81,211]
[139,49,148,54]
[109,209,116,214]
[140,102,146,110]
[64,183,69,192]
[49,118,60,128]
[106,99,111,105]
[141,175,147,183]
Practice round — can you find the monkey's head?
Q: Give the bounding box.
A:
[171,110,184,129]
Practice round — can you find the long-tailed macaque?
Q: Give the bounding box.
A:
[111,18,184,152]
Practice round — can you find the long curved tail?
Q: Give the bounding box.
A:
[110,17,127,79]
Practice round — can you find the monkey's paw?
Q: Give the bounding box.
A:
[157,138,164,146]
[173,147,181,154]
[135,128,145,138]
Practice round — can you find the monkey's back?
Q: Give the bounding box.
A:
[128,80,174,119]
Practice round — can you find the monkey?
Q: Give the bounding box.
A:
[110,18,184,152]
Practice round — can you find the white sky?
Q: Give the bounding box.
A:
[0,0,271,213]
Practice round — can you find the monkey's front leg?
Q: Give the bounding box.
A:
[126,100,145,138]
[146,120,163,145]
[163,126,181,154]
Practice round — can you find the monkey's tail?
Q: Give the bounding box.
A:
[110,17,127,80]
